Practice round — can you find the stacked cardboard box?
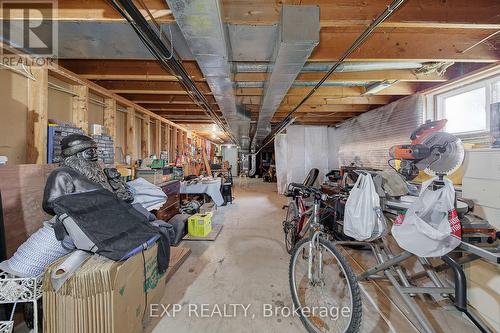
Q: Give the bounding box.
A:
[43,245,166,333]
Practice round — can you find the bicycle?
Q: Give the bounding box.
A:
[287,183,362,333]
[283,183,345,254]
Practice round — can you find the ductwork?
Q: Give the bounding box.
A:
[252,5,320,147]
[165,0,248,146]
[235,61,423,73]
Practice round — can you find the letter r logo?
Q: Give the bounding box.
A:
[1,1,58,57]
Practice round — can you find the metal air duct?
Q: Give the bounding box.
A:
[165,0,247,146]
[235,61,423,73]
[252,5,320,146]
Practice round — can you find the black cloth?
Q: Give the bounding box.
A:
[43,167,104,215]
[51,189,170,273]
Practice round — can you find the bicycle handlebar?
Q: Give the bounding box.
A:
[287,183,344,201]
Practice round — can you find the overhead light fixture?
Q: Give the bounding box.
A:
[363,80,397,95]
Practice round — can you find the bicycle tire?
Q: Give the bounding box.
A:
[284,201,299,254]
[289,237,362,333]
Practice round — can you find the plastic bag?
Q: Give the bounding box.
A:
[344,173,386,241]
[392,177,461,257]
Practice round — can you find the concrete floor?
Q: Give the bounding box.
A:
[153,179,306,333]
[152,179,481,333]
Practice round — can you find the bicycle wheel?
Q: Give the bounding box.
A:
[289,237,362,333]
[284,201,299,254]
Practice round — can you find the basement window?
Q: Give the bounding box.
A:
[434,75,500,137]
[442,87,487,134]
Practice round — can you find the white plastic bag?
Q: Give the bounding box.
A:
[344,173,386,241]
[391,177,462,257]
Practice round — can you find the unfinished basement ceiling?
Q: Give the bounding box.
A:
[51,0,500,146]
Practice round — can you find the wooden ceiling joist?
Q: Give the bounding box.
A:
[235,69,449,82]
[119,94,217,104]
[222,0,500,28]
[235,82,418,97]
[58,60,204,81]
[93,80,211,94]
[277,104,370,112]
[139,103,218,111]
[312,28,499,62]
[283,95,394,105]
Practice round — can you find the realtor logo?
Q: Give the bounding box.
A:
[1,0,58,57]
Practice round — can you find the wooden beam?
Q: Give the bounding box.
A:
[222,0,500,29]
[45,62,193,132]
[81,74,179,81]
[311,28,499,62]
[125,107,136,161]
[112,90,192,95]
[26,67,48,164]
[154,119,161,156]
[277,104,370,113]
[71,85,89,133]
[236,82,417,96]
[235,69,449,82]
[171,127,177,162]
[94,80,211,94]
[120,94,217,104]
[139,103,215,111]
[15,0,174,22]
[174,120,218,124]
[162,124,169,152]
[103,98,117,141]
[282,95,393,105]
[141,115,150,158]
[58,60,204,81]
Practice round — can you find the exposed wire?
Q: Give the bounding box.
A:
[137,0,174,60]
[107,0,237,143]
[0,62,36,81]
[255,0,408,154]
[460,30,500,54]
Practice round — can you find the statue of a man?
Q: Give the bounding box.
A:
[43,134,133,215]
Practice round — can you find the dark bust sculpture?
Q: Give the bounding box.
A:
[43,134,133,215]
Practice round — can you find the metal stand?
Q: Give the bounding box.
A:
[0,272,43,333]
[338,236,499,333]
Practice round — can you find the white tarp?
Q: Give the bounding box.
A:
[274,125,333,194]
[274,94,425,193]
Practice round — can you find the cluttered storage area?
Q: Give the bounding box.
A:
[1,1,500,333]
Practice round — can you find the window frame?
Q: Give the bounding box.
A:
[425,73,500,142]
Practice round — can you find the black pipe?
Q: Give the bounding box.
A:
[257,0,408,152]
[107,0,237,143]
[441,255,467,311]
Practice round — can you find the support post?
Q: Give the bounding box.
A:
[141,114,150,158]
[104,98,117,140]
[26,67,48,164]
[125,107,136,162]
[154,119,161,157]
[71,85,89,133]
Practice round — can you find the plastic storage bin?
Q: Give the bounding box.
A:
[188,213,213,237]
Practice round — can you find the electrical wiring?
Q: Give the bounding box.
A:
[256,0,408,153]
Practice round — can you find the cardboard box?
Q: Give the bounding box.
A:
[43,244,166,333]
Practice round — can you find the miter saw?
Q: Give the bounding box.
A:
[389,119,465,181]
[387,120,498,243]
